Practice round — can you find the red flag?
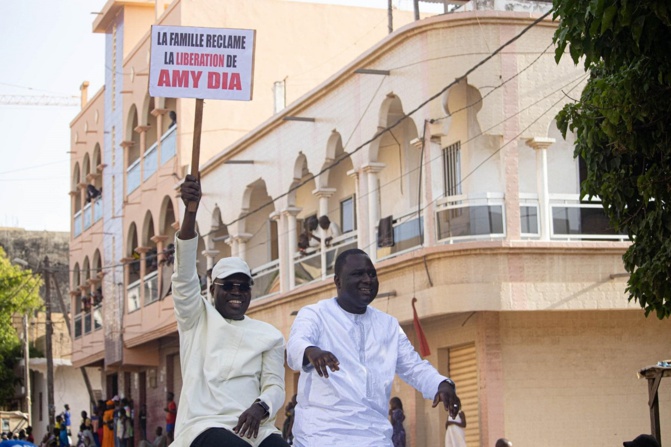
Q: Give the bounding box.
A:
[411,297,431,357]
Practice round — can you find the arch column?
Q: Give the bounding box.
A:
[312,187,336,218]
[347,168,367,251]
[120,140,134,196]
[228,233,252,260]
[526,137,556,240]
[362,162,385,261]
[202,248,220,299]
[281,207,302,292]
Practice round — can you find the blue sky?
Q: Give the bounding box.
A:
[0,0,440,232]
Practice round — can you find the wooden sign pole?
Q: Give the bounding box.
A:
[187,98,204,212]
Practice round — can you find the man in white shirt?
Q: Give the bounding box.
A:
[287,248,461,447]
[172,175,289,447]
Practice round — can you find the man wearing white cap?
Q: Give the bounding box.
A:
[171,175,289,447]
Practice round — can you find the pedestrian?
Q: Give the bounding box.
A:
[139,427,167,447]
[169,175,290,447]
[495,438,512,447]
[63,404,73,434]
[287,248,461,446]
[445,410,467,447]
[139,404,147,441]
[388,397,406,447]
[26,426,34,444]
[102,400,115,447]
[163,392,177,444]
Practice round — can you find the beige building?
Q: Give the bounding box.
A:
[69,1,671,446]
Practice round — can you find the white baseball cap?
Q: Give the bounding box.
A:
[211,257,253,283]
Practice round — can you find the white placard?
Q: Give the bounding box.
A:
[149,25,255,101]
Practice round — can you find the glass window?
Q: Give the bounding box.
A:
[340,196,356,233]
[443,141,462,197]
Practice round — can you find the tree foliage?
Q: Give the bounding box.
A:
[0,247,43,404]
[553,0,671,318]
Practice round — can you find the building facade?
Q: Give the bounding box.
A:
[69,1,671,446]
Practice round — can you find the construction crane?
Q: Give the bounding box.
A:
[0,94,79,107]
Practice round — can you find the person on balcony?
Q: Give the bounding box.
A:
[315,215,340,247]
[287,248,461,447]
[86,184,101,203]
[171,175,289,447]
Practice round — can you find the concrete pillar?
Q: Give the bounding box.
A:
[526,137,556,240]
[362,162,385,261]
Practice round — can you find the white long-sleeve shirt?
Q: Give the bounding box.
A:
[287,298,448,447]
[171,235,286,447]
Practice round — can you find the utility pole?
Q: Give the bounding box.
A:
[44,256,55,429]
[414,0,420,20]
[388,0,393,34]
[23,314,31,425]
[51,274,96,407]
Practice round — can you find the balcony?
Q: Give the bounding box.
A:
[251,260,280,300]
[143,141,158,181]
[93,196,103,222]
[127,158,141,194]
[549,194,627,241]
[160,126,177,164]
[294,232,358,287]
[74,313,82,339]
[127,279,141,313]
[435,193,505,244]
[143,270,159,305]
[83,202,92,230]
[377,213,424,260]
[73,210,82,238]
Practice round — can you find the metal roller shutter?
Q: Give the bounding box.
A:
[449,343,479,447]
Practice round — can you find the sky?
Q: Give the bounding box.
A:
[0,0,441,233]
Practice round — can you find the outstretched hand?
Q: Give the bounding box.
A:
[233,403,267,439]
[432,381,461,419]
[304,346,340,378]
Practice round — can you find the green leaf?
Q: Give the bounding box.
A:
[602,5,618,34]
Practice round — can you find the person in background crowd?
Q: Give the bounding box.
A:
[445,409,467,447]
[495,438,512,447]
[60,419,72,447]
[139,427,167,447]
[388,397,406,447]
[163,392,177,444]
[26,426,34,444]
[102,400,115,447]
[63,404,72,434]
[139,404,147,441]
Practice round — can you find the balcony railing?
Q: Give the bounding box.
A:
[82,202,92,230]
[74,314,82,339]
[93,304,103,330]
[549,194,627,240]
[144,270,159,305]
[83,310,92,334]
[143,142,158,181]
[160,126,177,164]
[93,196,103,222]
[127,279,141,313]
[435,193,506,243]
[127,158,141,194]
[377,212,424,260]
[294,232,358,287]
[73,210,82,238]
[251,260,280,300]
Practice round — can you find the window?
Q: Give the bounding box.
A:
[340,196,356,233]
[443,141,462,197]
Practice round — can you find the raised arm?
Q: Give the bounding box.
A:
[178,174,200,240]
